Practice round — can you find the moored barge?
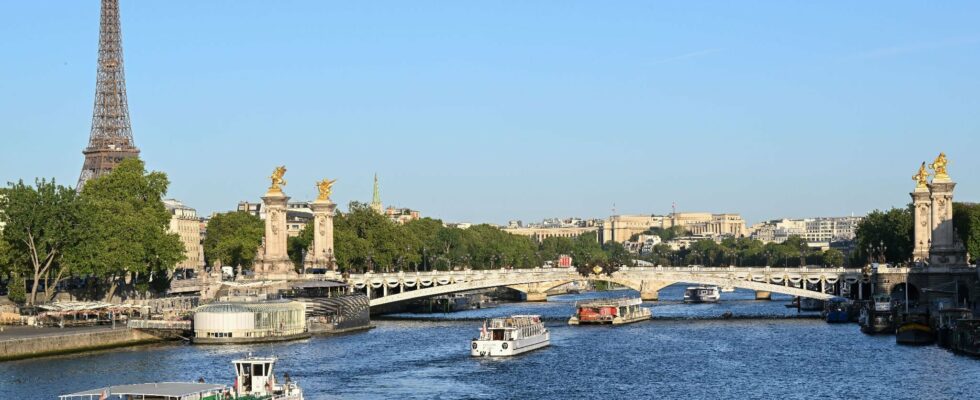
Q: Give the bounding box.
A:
[859,294,894,334]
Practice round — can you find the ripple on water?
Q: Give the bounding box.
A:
[2,288,978,400]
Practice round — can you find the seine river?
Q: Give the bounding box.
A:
[4,285,979,400]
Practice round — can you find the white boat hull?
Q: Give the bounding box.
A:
[471,331,550,357]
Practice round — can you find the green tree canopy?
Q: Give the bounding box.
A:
[204,211,264,271]
[68,159,184,301]
[0,178,81,305]
[853,207,913,265]
[953,202,980,262]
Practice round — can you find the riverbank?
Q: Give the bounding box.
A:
[0,326,167,361]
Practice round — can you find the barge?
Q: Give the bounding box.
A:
[568,297,651,325]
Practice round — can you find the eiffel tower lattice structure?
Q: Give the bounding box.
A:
[77,0,140,189]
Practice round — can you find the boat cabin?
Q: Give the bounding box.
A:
[233,356,278,396]
[483,315,543,341]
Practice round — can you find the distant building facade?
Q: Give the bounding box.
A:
[600,212,746,243]
[237,200,313,237]
[164,199,205,273]
[747,216,862,244]
[503,226,599,244]
[385,206,421,224]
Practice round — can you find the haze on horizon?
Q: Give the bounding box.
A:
[2,1,979,225]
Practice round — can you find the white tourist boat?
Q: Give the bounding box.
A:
[683,286,721,303]
[60,354,303,400]
[471,315,550,357]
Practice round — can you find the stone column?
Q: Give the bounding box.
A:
[257,189,292,275]
[307,198,337,271]
[910,187,932,263]
[927,179,966,266]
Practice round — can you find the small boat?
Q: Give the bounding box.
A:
[568,297,651,325]
[683,286,720,303]
[471,315,550,357]
[936,308,973,348]
[822,298,850,323]
[799,297,825,312]
[60,354,303,399]
[859,295,894,335]
[896,312,936,345]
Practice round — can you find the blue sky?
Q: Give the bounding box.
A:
[2,1,979,225]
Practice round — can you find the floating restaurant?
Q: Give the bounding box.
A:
[192,300,308,344]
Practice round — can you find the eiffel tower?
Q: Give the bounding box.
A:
[77,0,140,189]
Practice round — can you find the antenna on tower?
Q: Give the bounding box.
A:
[612,203,617,216]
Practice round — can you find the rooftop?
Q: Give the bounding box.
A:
[60,382,226,400]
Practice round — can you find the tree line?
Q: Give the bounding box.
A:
[205,201,633,276]
[0,159,183,305]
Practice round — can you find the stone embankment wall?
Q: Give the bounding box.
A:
[0,328,164,361]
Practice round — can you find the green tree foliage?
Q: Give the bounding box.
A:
[633,226,687,242]
[822,249,845,267]
[204,211,264,271]
[69,159,184,301]
[6,273,26,304]
[287,223,314,269]
[0,179,81,305]
[952,202,980,262]
[853,207,913,265]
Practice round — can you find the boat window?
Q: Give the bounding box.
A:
[255,363,265,376]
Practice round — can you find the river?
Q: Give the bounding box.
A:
[3,285,978,399]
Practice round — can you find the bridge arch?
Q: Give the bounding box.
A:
[362,272,839,308]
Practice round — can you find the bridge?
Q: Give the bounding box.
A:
[345,265,868,308]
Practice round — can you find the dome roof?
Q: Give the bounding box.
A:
[194,301,305,314]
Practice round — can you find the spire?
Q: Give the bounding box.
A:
[370,173,382,213]
[77,0,140,190]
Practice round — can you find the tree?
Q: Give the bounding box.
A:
[6,273,26,304]
[822,249,844,267]
[853,207,913,264]
[204,211,264,271]
[0,179,81,305]
[68,159,184,301]
[953,202,980,262]
[287,223,314,269]
[642,226,687,242]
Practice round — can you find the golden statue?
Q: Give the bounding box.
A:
[912,162,930,188]
[316,178,337,201]
[269,166,287,192]
[929,152,949,180]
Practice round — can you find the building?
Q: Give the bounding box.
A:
[385,206,421,224]
[747,216,862,244]
[503,226,600,244]
[237,200,313,237]
[192,300,308,344]
[164,199,205,275]
[599,212,746,243]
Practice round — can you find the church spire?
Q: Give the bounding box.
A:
[370,173,382,213]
